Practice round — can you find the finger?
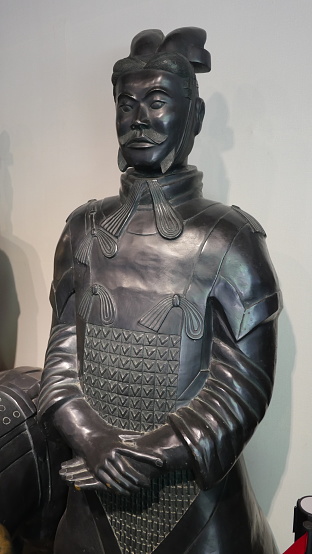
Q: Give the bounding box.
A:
[74,475,104,490]
[60,457,86,471]
[59,469,78,481]
[75,475,100,486]
[112,453,150,487]
[97,469,132,495]
[72,476,110,493]
[60,464,90,479]
[60,464,89,476]
[60,463,86,475]
[102,459,141,493]
[64,466,91,477]
[61,456,85,468]
[116,447,164,468]
[60,469,94,481]
[110,454,150,488]
[74,481,106,491]
[119,433,142,443]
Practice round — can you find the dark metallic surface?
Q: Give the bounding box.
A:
[0,367,69,551]
[36,27,282,553]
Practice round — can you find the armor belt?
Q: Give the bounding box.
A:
[82,323,199,554]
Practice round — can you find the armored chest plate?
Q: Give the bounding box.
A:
[81,323,199,553]
[82,323,181,432]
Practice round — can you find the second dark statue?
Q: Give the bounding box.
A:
[38,28,282,553]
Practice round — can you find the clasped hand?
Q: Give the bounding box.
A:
[59,432,164,495]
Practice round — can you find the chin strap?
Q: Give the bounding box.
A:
[118,148,129,172]
[160,148,175,174]
[169,95,195,171]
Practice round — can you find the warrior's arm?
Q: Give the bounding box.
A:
[134,225,282,490]
[38,221,162,493]
[138,309,277,489]
[38,221,82,421]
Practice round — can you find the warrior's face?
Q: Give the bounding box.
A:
[115,69,192,173]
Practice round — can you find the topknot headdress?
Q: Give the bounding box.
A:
[112,27,211,91]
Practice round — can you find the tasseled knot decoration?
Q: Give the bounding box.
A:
[148,180,183,240]
[75,179,184,264]
[100,178,183,243]
[75,207,117,264]
[139,294,203,340]
[101,179,146,237]
[78,284,116,324]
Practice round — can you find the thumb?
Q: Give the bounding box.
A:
[116,446,164,468]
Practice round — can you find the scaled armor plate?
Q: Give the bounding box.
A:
[82,323,198,553]
[83,324,180,432]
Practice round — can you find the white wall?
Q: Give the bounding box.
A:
[1,1,311,550]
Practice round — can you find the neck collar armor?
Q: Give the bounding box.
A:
[120,165,203,206]
[75,167,204,264]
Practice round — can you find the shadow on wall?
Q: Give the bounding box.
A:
[194,92,233,203]
[195,93,293,517]
[0,249,19,371]
[0,131,19,371]
[0,130,46,368]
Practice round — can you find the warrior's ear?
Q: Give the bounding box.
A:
[194,97,205,136]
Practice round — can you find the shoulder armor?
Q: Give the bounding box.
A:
[66,196,120,224]
[67,196,121,266]
[50,268,74,320]
[66,198,98,223]
[231,205,266,236]
[210,213,281,339]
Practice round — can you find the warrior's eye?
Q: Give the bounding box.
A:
[119,104,133,113]
[150,100,165,110]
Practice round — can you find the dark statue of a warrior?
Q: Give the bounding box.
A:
[1,28,282,554]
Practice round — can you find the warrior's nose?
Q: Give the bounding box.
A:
[131,104,149,129]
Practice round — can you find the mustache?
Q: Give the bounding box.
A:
[119,128,168,146]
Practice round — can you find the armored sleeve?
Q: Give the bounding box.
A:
[38,197,118,423]
[169,217,282,490]
[38,219,83,421]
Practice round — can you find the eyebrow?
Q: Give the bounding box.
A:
[144,88,172,99]
[117,92,136,102]
[117,88,172,103]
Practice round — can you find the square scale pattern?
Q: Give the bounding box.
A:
[98,470,199,554]
[82,323,181,432]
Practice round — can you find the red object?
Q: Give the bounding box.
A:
[283,533,308,554]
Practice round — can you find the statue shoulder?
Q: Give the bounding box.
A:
[186,199,266,239]
[65,195,120,224]
[230,204,266,236]
[65,199,97,223]
[209,204,281,339]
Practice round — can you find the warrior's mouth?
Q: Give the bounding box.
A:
[126,136,156,148]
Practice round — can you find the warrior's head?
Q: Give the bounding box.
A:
[112,28,211,175]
